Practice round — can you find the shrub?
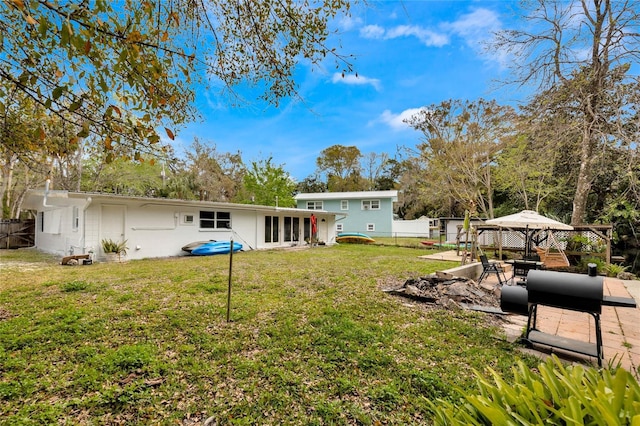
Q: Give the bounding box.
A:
[577,256,606,274]
[61,280,89,292]
[100,238,128,255]
[427,356,640,425]
[605,263,629,278]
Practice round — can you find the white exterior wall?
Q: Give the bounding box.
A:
[24,191,338,261]
[87,201,261,260]
[35,198,91,257]
[101,203,237,259]
[35,208,67,257]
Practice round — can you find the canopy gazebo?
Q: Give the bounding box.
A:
[485,210,574,267]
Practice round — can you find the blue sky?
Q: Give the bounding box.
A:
[173,1,527,181]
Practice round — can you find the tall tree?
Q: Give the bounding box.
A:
[362,152,391,191]
[0,86,82,217]
[296,174,328,194]
[394,156,451,219]
[81,155,166,197]
[240,157,296,207]
[0,89,36,217]
[373,158,403,191]
[406,99,516,219]
[493,108,574,214]
[184,139,245,202]
[316,144,365,192]
[491,0,640,224]
[1,0,353,161]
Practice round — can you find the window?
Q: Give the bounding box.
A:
[336,223,343,232]
[306,201,323,210]
[362,200,380,210]
[367,223,375,232]
[72,206,79,231]
[216,211,231,229]
[340,200,349,210]
[199,211,231,229]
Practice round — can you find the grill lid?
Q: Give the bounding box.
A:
[527,269,603,313]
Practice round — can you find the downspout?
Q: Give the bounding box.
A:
[43,179,53,207]
[82,196,93,256]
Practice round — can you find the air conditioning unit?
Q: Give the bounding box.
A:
[363,205,369,210]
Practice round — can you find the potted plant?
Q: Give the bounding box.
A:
[101,238,128,263]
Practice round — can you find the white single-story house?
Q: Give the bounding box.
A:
[294,190,398,237]
[22,189,343,261]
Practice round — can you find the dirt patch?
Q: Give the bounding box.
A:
[0,261,48,272]
[0,308,13,320]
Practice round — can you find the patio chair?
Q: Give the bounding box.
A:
[478,254,507,285]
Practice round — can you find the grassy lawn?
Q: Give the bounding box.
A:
[0,245,534,424]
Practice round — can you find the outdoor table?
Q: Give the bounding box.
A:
[506,259,543,285]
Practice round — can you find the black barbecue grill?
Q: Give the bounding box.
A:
[501,266,636,366]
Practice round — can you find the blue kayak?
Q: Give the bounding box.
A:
[191,241,243,256]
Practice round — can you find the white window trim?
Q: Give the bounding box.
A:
[181,213,195,225]
[367,223,375,232]
[199,211,231,230]
[306,201,323,210]
[72,206,79,231]
[336,223,344,232]
[362,200,380,210]
[340,200,349,210]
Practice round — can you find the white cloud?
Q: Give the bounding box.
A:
[358,7,507,67]
[360,23,448,47]
[360,24,385,39]
[446,8,501,41]
[377,107,429,131]
[412,7,505,69]
[339,15,362,31]
[386,25,449,47]
[332,72,381,91]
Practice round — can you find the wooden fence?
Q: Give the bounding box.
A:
[0,220,35,249]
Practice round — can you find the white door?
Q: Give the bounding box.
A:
[101,205,126,251]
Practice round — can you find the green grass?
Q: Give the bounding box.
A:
[0,245,535,424]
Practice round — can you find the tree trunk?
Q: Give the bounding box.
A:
[571,124,598,225]
[1,153,17,219]
[571,0,609,225]
[571,161,592,225]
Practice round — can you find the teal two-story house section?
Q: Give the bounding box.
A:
[294,191,398,237]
